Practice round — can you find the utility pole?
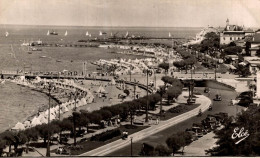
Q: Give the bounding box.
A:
[71,90,79,146]
[145,70,149,122]
[46,82,53,157]
[130,137,133,156]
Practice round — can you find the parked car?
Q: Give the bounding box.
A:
[237,96,253,107]
[213,94,222,101]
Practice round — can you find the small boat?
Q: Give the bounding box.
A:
[50,30,58,35]
[56,60,62,62]
[40,56,47,58]
[86,31,89,36]
[5,31,9,37]
[64,30,68,36]
[32,47,42,51]
[47,30,50,36]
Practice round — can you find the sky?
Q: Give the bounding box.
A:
[0,0,259,27]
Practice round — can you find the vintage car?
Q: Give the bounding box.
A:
[213,94,222,101]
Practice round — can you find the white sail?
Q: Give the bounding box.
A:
[125,31,128,38]
[86,31,89,36]
[5,31,9,37]
[99,31,102,36]
[111,32,113,36]
[47,30,50,36]
[89,34,91,37]
[169,32,171,37]
[65,30,68,36]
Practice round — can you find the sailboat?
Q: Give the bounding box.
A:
[99,31,103,36]
[64,30,68,36]
[111,32,113,36]
[86,31,89,36]
[5,31,9,37]
[47,30,50,36]
[125,31,129,38]
[169,32,172,38]
[89,34,91,37]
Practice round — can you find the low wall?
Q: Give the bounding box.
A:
[183,79,235,91]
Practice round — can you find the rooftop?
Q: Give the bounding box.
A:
[252,33,260,43]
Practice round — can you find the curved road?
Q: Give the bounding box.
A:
[80,94,211,156]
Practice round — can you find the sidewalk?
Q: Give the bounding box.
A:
[80,94,211,156]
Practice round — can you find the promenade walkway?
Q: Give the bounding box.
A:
[80,93,211,156]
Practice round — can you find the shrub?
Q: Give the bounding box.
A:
[90,129,121,142]
[168,105,187,113]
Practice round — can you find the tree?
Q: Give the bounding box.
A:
[157,86,167,117]
[0,139,5,156]
[236,65,251,77]
[245,41,251,56]
[224,46,242,55]
[165,87,182,105]
[166,134,184,155]
[166,132,192,155]
[158,62,170,75]
[2,131,16,152]
[154,144,171,156]
[36,123,59,146]
[79,111,90,132]
[88,112,102,125]
[98,109,112,121]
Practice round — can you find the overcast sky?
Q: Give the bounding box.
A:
[0,0,259,27]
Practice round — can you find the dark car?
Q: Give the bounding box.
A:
[213,94,222,101]
[238,91,253,99]
[237,96,253,107]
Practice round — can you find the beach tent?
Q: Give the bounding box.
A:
[31,117,41,127]
[50,113,56,121]
[23,120,31,128]
[111,78,116,85]
[12,122,25,131]
[35,76,41,83]
[61,105,69,113]
[87,95,94,103]
[96,86,106,93]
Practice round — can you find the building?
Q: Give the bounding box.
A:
[250,33,260,56]
[220,19,253,45]
[244,56,260,74]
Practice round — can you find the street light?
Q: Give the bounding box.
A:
[130,137,133,156]
[46,82,54,157]
[70,89,81,146]
[145,69,152,122]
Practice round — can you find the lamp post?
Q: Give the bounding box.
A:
[145,69,152,122]
[46,82,54,157]
[130,137,133,156]
[70,89,80,146]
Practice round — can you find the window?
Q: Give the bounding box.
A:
[230,37,232,40]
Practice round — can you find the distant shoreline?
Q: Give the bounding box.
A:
[0,24,205,29]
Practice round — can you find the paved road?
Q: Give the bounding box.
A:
[80,93,211,156]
